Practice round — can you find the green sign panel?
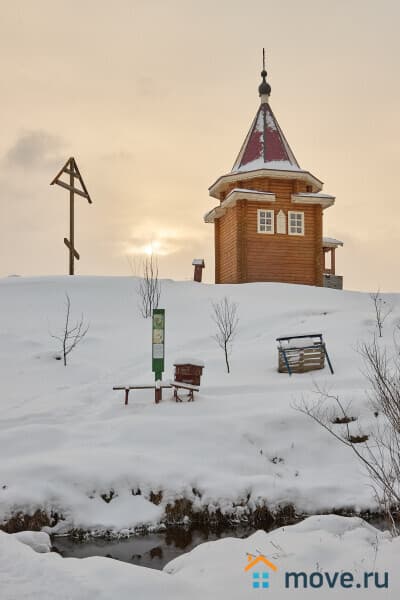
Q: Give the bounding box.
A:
[152,308,165,379]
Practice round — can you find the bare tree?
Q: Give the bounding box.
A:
[51,293,89,366]
[137,255,161,318]
[370,290,392,337]
[211,296,239,373]
[126,254,139,277]
[294,336,400,531]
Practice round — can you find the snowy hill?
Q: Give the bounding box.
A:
[0,276,397,534]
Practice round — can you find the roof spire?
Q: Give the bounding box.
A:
[258,48,271,103]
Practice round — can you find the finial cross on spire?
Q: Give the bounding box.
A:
[258,48,271,100]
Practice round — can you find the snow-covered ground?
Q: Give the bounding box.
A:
[0,276,398,533]
[0,516,397,599]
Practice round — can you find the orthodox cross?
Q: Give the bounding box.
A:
[50,157,92,275]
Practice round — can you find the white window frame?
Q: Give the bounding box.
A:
[288,211,305,236]
[257,209,275,234]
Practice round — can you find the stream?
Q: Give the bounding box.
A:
[53,524,264,570]
[52,517,388,571]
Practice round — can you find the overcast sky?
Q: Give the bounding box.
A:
[1,0,399,290]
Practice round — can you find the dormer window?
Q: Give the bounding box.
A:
[257,209,274,234]
[288,211,304,236]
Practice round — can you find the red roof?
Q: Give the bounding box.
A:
[232,102,299,173]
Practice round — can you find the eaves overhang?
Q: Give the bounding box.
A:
[209,168,324,200]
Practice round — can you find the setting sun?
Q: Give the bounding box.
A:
[143,240,162,256]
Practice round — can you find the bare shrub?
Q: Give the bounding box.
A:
[51,293,89,366]
[211,297,239,373]
[294,336,400,532]
[370,290,393,337]
[137,255,161,318]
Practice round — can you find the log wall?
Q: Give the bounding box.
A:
[215,175,324,286]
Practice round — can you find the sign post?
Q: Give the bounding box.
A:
[152,309,165,404]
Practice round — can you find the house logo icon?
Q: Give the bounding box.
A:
[244,553,278,590]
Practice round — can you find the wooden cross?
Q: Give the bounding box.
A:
[50,157,92,275]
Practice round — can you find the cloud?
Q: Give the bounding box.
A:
[4,131,66,170]
[123,221,208,258]
[100,150,134,162]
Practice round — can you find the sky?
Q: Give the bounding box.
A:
[0,0,399,291]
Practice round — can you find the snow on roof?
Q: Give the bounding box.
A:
[229,187,274,195]
[208,168,324,201]
[204,188,277,223]
[278,337,321,349]
[232,159,301,174]
[225,188,276,202]
[295,192,335,200]
[291,192,335,209]
[204,207,222,223]
[232,102,300,173]
[173,358,205,367]
[323,237,344,247]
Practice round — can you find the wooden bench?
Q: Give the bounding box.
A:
[170,380,199,402]
[113,384,171,405]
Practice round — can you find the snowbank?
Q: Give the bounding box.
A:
[0,516,397,599]
[0,276,398,533]
[12,530,52,553]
